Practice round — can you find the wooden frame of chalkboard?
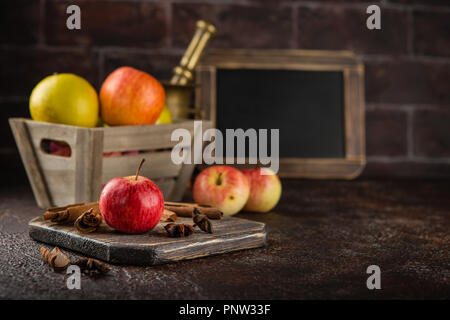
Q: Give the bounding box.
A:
[195,49,365,179]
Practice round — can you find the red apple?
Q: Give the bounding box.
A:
[193,165,250,216]
[49,141,71,157]
[99,159,164,234]
[241,168,282,212]
[122,150,139,156]
[100,66,165,126]
[103,152,122,157]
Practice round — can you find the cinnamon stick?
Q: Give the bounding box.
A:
[43,202,99,224]
[164,202,223,219]
[40,246,71,272]
[43,202,84,221]
[192,208,213,233]
[160,209,178,222]
[74,208,103,233]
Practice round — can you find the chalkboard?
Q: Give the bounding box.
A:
[196,49,366,179]
[216,69,345,158]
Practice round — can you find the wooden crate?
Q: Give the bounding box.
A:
[9,118,208,208]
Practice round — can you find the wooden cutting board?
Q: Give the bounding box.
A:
[29,216,267,265]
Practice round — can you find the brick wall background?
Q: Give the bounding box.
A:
[1,0,449,182]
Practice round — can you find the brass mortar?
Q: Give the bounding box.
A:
[163,20,216,120]
[162,82,198,120]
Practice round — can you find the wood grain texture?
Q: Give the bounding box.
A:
[8,119,53,208]
[344,66,366,160]
[28,216,267,265]
[199,49,360,71]
[75,128,104,203]
[196,49,366,179]
[102,151,182,183]
[197,158,365,179]
[100,121,195,152]
[153,178,176,199]
[169,163,195,200]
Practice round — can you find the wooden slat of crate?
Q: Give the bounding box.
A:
[25,119,78,147]
[29,154,76,206]
[169,163,195,200]
[154,178,176,198]
[102,151,181,184]
[101,121,195,152]
[21,119,81,204]
[74,128,104,204]
[29,216,267,265]
[40,170,75,205]
[9,119,55,207]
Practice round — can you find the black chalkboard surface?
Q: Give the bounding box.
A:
[216,69,345,158]
[196,49,366,179]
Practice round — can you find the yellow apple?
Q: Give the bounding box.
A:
[30,73,99,127]
[242,168,282,212]
[193,165,250,216]
[155,105,172,124]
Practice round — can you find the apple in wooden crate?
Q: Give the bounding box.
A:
[241,168,282,212]
[100,67,165,126]
[193,165,250,216]
[103,151,122,157]
[99,159,164,234]
[48,140,71,157]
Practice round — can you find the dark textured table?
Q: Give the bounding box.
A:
[1,180,449,299]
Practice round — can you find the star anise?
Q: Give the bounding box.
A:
[192,208,213,233]
[73,257,110,277]
[164,223,195,237]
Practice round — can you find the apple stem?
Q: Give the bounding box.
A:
[135,158,146,181]
[216,172,223,186]
[256,159,261,170]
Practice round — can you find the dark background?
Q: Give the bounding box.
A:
[1,0,449,183]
